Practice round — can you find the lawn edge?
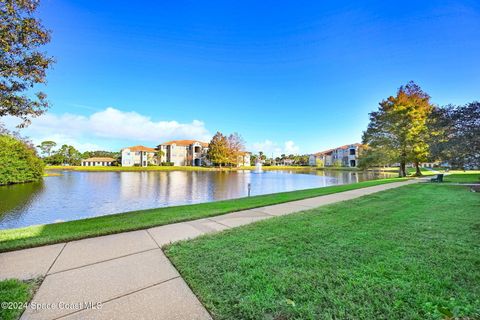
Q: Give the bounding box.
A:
[0,178,408,253]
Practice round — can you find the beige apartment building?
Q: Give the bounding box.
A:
[121,145,157,167]
[157,140,209,166]
[309,143,364,167]
[237,151,251,167]
[120,140,251,167]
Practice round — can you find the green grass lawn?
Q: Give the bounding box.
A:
[444,171,480,183]
[0,178,406,252]
[165,184,480,320]
[407,167,439,176]
[0,279,39,320]
[369,167,439,176]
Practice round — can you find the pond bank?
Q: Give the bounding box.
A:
[0,177,406,252]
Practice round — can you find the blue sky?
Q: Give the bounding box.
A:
[6,0,480,155]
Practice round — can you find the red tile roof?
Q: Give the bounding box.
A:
[159,140,209,147]
[313,143,363,156]
[123,145,157,152]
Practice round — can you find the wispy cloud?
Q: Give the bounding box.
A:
[3,107,212,151]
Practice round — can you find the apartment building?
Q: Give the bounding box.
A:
[237,151,251,167]
[121,145,157,167]
[309,143,363,167]
[157,140,209,166]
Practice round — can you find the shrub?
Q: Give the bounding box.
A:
[0,134,44,185]
[332,160,343,167]
[161,162,174,166]
[316,159,324,168]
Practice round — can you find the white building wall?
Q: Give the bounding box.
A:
[121,149,155,167]
[121,149,134,167]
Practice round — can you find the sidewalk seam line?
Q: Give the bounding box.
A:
[47,247,159,276]
[206,218,233,229]
[247,209,277,217]
[199,218,232,230]
[46,242,67,275]
[146,228,162,248]
[207,216,234,229]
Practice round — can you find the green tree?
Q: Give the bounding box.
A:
[362,81,434,177]
[449,102,480,168]
[0,0,54,127]
[297,155,309,166]
[55,144,82,165]
[37,140,56,157]
[0,134,44,185]
[428,102,480,168]
[315,158,324,168]
[332,160,342,167]
[81,150,119,159]
[156,149,165,164]
[207,132,230,167]
[258,151,266,161]
[358,145,396,169]
[426,106,454,164]
[43,152,63,165]
[250,154,257,166]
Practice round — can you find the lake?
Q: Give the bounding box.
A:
[0,169,394,229]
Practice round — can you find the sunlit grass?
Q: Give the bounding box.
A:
[166,184,480,319]
[443,171,480,183]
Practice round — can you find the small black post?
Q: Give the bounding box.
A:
[248,183,251,197]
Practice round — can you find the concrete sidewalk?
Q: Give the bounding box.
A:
[0,179,419,320]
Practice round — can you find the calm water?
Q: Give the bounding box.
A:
[0,169,393,229]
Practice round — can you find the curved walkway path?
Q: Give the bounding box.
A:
[0,179,420,320]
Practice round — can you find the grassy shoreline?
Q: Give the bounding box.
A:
[0,178,406,252]
[166,183,480,319]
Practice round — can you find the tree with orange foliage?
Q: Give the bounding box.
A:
[363,81,434,177]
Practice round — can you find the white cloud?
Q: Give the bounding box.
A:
[250,139,301,157]
[284,140,300,154]
[3,107,212,151]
